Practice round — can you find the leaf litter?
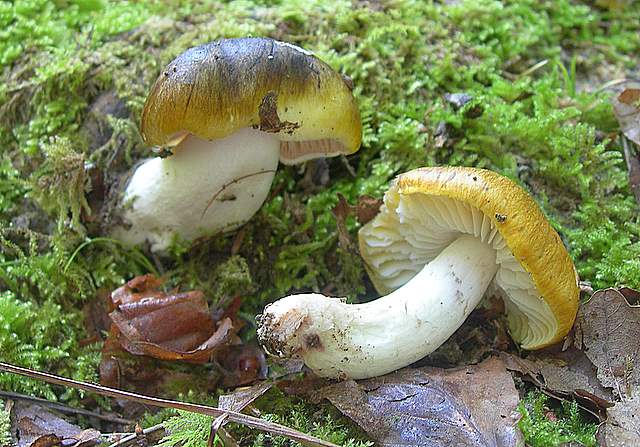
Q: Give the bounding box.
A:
[10,402,100,447]
[313,357,523,447]
[16,273,640,447]
[573,288,640,446]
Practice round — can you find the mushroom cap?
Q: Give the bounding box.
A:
[358,166,579,349]
[140,37,362,164]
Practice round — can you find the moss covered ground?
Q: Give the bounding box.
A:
[1,0,639,445]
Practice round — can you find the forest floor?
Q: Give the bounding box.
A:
[1,1,640,446]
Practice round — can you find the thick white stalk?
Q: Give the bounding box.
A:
[112,128,280,252]
[258,234,498,379]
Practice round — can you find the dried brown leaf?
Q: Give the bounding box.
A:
[612,87,640,145]
[315,357,522,447]
[501,348,610,401]
[575,288,640,399]
[355,196,383,225]
[69,429,101,447]
[619,89,640,105]
[500,349,611,420]
[574,288,640,446]
[332,193,354,251]
[597,396,640,447]
[332,194,382,252]
[29,434,62,447]
[613,85,640,204]
[11,403,94,447]
[106,275,238,363]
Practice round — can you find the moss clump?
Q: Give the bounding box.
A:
[32,137,90,232]
[153,388,372,447]
[0,291,99,400]
[229,388,372,447]
[518,391,598,447]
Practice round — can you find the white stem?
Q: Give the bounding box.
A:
[112,128,280,252]
[258,234,498,379]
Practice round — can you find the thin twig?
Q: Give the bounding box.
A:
[0,363,338,447]
[107,423,165,447]
[0,390,133,425]
[200,170,277,219]
[597,77,640,92]
[516,59,549,79]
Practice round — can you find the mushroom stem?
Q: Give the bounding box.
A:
[257,234,498,379]
[112,128,280,252]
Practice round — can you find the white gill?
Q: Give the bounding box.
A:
[359,190,558,348]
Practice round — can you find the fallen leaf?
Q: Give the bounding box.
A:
[69,429,101,447]
[619,89,640,105]
[99,342,221,415]
[500,348,610,401]
[612,86,640,146]
[355,195,383,225]
[99,276,249,403]
[612,86,640,203]
[332,194,354,251]
[597,396,640,447]
[11,403,99,447]
[574,288,640,446]
[332,194,382,253]
[29,434,62,447]
[500,349,611,419]
[333,193,382,227]
[106,275,238,363]
[315,357,522,447]
[619,286,640,304]
[575,288,640,399]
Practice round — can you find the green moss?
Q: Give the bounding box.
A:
[0,290,98,400]
[230,388,372,447]
[152,387,371,447]
[158,410,213,447]
[518,391,598,447]
[32,137,89,232]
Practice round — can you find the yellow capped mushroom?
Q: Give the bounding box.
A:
[257,167,579,379]
[112,37,362,251]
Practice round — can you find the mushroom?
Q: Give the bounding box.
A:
[257,167,580,379]
[111,37,361,251]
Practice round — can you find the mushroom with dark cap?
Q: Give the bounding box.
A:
[257,167,580,379]
[111,37,361,251]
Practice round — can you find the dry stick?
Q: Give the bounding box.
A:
[0,390,133,425]
[200,169,277,219]
[0,363,338,447]
[107,423,165,447]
